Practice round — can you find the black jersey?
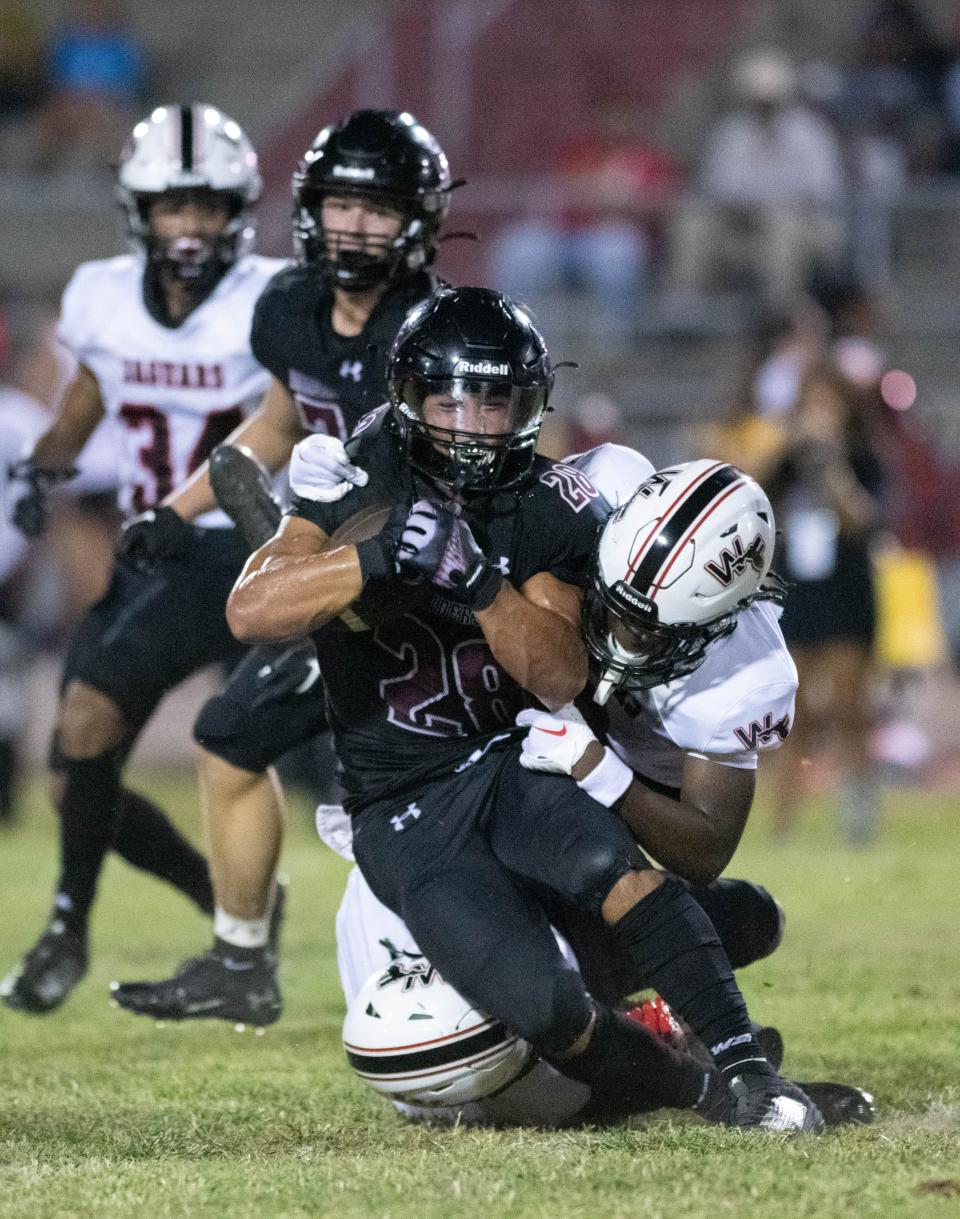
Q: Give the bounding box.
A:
[289,409,610,810]
[250,265,438,439]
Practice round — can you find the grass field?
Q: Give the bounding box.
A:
[2,772,959,1219]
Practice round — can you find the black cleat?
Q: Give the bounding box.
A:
[794,1080,875,1127]
[725,1071,824,1133]
[110,947,282,1027]
[1,919,88,1014]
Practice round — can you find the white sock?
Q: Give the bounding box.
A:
[214,906,270,949]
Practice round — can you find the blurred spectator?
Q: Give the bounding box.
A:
[694,300,827,481]
[763,365,887,845]
[841,0,948,180]
[667,49,846,306]
[35,0,146,175]
[492,90,679,338]
[0,0,42,166]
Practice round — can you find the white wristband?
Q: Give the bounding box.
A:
[577,746,633,808]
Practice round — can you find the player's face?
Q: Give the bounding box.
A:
[608,614,673,665]
[148,189,232,277]
[421,387,513,440]
[148,191,232,241]
[321,195,404,254]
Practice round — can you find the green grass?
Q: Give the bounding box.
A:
[2,773,959,1218]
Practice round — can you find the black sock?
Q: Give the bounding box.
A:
[54,753,123,932]
[112,789,214,915]
[545,1004,708,1120]
[610,876,768,1074]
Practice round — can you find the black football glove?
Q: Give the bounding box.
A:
[396,499,502,611]
[116,506,195,571]
[354,503,409,587]
[249,640,321,709]
[7,460,78,538]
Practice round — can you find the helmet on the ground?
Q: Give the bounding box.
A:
[585,459,779,702]
[293,109,452,291]
[343,959,532,1107]
[387,286,553,493]
[117,104,261,285]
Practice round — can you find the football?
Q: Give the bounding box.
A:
[327,504,414,630]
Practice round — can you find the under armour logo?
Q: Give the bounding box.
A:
[390,803,422,833]
[493,555,510,576]
[340,359,363,383]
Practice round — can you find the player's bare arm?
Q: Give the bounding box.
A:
[476,572,588,710]
[163,377,306,522]
[226,513,369,641]
[30,364,105,468]
[586,752,754,887]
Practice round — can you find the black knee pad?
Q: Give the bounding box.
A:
[564,841,645,917]
[690,878,785,970]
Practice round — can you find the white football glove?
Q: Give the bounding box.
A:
[517,704,596,775]
[517,703,633,807]
[289,434,369,503]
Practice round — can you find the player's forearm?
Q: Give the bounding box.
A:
[164,407,302,522]
[476,582,588,709]
[617,782,740,886]
[226,543,362,641]
[30,367,103,468]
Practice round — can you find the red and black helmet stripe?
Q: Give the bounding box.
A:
[345,1020,513,1077]
[625,464,743,598]
[180,104,194,172]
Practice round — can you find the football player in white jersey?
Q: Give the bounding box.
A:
[1,105,286,1015]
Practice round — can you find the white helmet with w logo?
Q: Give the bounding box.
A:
[585,459,779,703]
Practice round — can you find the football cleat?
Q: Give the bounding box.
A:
[725,1071,824,1133]
[1,919,88,1014]
[793,1080,875,1127]
[110,947,282,1027]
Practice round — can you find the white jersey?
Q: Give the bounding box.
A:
[567,443,797,789]
[57,253,286,526]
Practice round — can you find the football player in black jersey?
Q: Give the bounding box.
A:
[111,110,455,1025]
[211,287,823,1130]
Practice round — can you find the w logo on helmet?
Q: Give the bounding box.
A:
[704,534,766,587]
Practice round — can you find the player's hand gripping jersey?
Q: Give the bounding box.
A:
[250,266,439,441]
[58,252,284,524]
[290,407,609,809]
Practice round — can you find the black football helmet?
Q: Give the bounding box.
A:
[387,287,554,493]
[293,109,452,291]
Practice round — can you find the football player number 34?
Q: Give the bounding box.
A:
[375,615,522,737]
[119,403,244,511]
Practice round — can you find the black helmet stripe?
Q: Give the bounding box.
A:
[345,1020,511,1076]
[627,465,742,596]
[180,104,194,172]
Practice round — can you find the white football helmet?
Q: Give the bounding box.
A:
[585,459,780,703]
[117,104,262,281]
[343,959,532,1107]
